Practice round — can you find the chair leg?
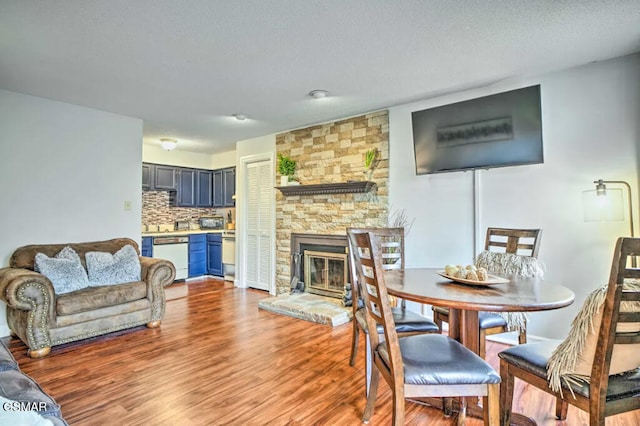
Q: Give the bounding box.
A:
[479,328,487,360]
[518,320,527,345]
[362,365,380,423]
[392,383,405,426]
[555,397,568,420]
[350,321,360,367]
[484,383,500,426]
[365,334,372,397]
[432,307,443,331]
[457,397,467,426]
[500,359,515,426]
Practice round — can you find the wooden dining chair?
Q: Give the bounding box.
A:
[349,230,500,426]
[433,227,542,358]
[347,227,439,396]
[499,237,640,426]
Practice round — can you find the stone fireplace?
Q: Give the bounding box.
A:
[275,111,390,295]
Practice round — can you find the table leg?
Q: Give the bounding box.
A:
[448,308,460,341]
[460,310,480,355]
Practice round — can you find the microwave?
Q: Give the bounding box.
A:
[199,216,224,230]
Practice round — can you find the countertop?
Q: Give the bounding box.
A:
[142,229,232,237]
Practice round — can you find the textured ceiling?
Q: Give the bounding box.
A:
[1,0,639,153]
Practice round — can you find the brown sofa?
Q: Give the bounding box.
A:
[0,238,176,358]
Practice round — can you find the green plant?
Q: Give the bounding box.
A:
[364,148,378,170]
[277,153,297,178]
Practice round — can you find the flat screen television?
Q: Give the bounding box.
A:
[411,85,543,175]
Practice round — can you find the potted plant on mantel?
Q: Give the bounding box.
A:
[364,148,378,181]
[277,153,297,186]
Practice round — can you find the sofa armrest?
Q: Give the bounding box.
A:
[139,257,176,288]
[139,257,176,323]
[0,267,55,313]
[0,267,56,351]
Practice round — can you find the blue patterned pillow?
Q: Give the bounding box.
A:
[34,247,89,295]
[86,245,141,286]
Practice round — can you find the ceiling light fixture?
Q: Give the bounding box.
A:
[309,89,329,99]
[160,138,178,151]
[233,113,247,121]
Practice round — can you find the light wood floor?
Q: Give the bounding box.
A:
[4,278,639,425]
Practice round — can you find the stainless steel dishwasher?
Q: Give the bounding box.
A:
[152,236,189,280]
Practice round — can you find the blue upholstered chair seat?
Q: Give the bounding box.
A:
[432,307,507,329]
[499,341,640,401]
[355,307,439,335]
[378,334,500,386]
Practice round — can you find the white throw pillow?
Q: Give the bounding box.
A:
[34,246,89,294]
[85,245,141,286]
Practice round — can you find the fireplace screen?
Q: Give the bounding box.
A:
[304,250,348,298]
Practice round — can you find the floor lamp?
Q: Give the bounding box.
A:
[585,179,636,267]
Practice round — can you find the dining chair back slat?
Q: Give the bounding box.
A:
[485,228,542,257]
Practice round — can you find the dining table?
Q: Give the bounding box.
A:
[384,267,576,425]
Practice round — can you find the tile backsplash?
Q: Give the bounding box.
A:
[142,191,234,228]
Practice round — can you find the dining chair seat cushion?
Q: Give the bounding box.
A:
[499,341,640,401]
[355,308,439,335]
[499,340,561,378]
[378,334,500,386]
[478,312,508,329]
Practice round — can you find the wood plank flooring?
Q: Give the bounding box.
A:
[4,278,639,425]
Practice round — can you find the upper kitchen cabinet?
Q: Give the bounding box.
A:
[196,170,213,207]
[154,165,177,190]
[176,168,196,207]
[142,163,153,190]
[142,163,177,191]
[223,167,236,207]
[212,169,224,207]
[212,167,235,207]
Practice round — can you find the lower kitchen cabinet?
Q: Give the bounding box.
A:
[141,237,153,257]
[188,234,207,277]
[207,233,223,276]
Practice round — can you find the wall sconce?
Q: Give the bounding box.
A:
[583,179,636,266]
[160,138,178,151]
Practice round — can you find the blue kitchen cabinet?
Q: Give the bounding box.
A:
[142,164,153,190]
[223,167,236,207]
[188,234,207,277]
[207,233,223,276]
[176,168,196,207]
[196,170,213,207]
[154,165,177,190]
[212,169,224,207]
[141,237,153,257]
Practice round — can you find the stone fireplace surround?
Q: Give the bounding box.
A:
[275,111,390,295]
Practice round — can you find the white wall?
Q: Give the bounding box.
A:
[0,89,143,336]
[142,144,236,169]
[234,134,277,289]
[389,54,640,339]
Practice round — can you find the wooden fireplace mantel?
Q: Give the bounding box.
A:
[276,180,376,196]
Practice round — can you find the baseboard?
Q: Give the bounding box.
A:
[0,325,11,338]
[486,331,550,346]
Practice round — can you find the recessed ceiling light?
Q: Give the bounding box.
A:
[233,113,247,121]
[309,90,329,99]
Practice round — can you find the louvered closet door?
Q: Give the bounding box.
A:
[245,160,272,291]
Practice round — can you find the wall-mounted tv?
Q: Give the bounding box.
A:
[411,85,543,175]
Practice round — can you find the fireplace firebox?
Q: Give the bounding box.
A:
[290,233,349,299]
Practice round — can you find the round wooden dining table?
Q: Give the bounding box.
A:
[384,268,575,355]
[384,267,575,425]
